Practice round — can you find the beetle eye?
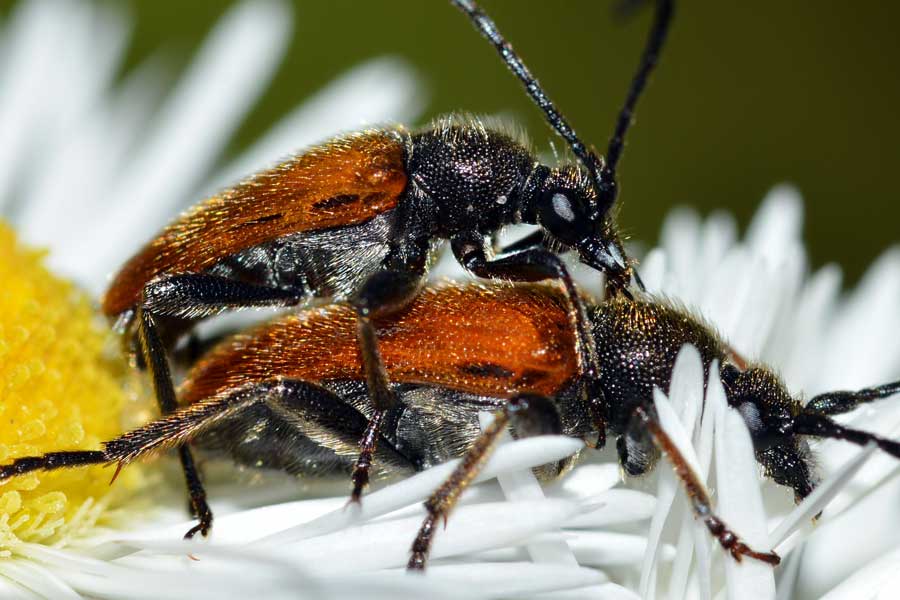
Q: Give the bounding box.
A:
[538,189,591,244]
[550,192,576,223]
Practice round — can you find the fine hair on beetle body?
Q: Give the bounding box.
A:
[3,282,899,570]
[89,0,675,538]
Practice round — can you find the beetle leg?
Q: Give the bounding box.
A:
[494,230,545,256]
[452,231,599,381]
[103,385,266,463]
[0,387,259,483]
[495,230,643,295]
[136,306,214,539]
[349,241,430,502]
[0,451,107,480]
[136,275,305,537]
[408,394,561,571]
[632,405,781,565]
[454,232,612,445]
[142,273,304,320]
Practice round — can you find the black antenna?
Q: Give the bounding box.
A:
[793,413,900,459]
[797,379,900,458]
[450,1,601,182]
[606,0,674,174]
[452,0,674,214]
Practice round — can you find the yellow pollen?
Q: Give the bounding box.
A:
[0,222,143,557]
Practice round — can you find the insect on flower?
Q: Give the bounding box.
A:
[2,282,898,570]
[88,0,674,538]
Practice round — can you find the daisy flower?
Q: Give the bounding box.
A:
[1,2,899,600]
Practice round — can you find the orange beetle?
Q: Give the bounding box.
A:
[98,0,674,537]
[5,282,899,569]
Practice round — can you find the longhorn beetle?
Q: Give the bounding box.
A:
[3,283,898,568]
[97,0,674,537]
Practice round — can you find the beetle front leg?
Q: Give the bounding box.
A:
[493,230,643,295]
[453,232,611,445]
[632,405,781,565]
[451,231,599,380]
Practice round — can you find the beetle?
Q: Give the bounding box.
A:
[4,283,898,568]
[99,0,674,537]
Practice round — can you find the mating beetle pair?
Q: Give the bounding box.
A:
[96,0,671,539]
[2,0,899,574]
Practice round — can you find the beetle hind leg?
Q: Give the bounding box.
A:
[137,274,307,538]
[407,394,561,571]
[0,451,108,480]
[0,389,257,494]
[137,306,215,538]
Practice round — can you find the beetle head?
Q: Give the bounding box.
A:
[534,165,631,288]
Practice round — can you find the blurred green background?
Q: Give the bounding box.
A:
[32,1,900,281]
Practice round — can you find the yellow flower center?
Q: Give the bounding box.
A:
[0,222,143,557]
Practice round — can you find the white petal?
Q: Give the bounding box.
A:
[654,348,706,599]
[639,248,667,294]
[131,499,587,575]
[639,420,677,600]
[206,57,424,193]
[20,54,167,283]
[473,530,669,567]
[478,412,578,566]
[775,544,804,600]
[777,264,842,392]
[820,247,900,390]
[565,489,657,528]
[92,0,293,282]
[667,509,698,600]
[526,582,641,600]
[566,530,672,567]
[659,207,701,300]
[640,360,705,600]
[768,439,879,550]
[0,0,93,209]
[290,499,583,571]
[794,467,900,597]
[817,545,900,600]
[745,184,803,267]
[697,210,738,282]
[549,463,620,499]
[0,574,35,600]
[356,563,606,598]
[0,559,79,600]
[251,435,582,545]
[712,371,775,600]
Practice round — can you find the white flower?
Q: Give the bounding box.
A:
[2,1,899,599]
